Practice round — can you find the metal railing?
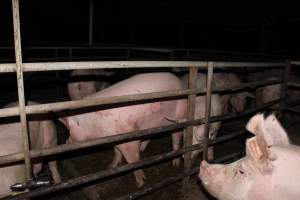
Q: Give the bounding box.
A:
[0,0,298,199]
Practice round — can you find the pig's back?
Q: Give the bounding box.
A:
[87,73,181,99]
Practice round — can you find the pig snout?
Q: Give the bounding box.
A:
[199,160,211,185]
[199,161,228,199]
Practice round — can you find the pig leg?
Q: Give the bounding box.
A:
[110,147,123,168]
[136,112,166,152]
[49,161,61,183]
[33,163,42,177]
[171,99,186,167]
[117,141,145,188]
[172,131,183,167]
[140,140,150,152]
[207,122,221,161]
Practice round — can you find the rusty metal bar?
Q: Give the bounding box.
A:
[183,67,198,187]
[0,98,280,167]
[202,62,214,161]
[11,0,32,180]
[0,61,284,73]
[1,130,246,200]
[116,151,243,200]
[278,61,291,118]
[88,0,94,48]
[0,79,281,119]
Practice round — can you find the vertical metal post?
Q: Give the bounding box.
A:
[202,62,214,161]
[183,67,198,190]
[278,61,291,119]
[55,49,61,99]
[12,0,32,179]
[69,48,73,61]
[88,0,95,48]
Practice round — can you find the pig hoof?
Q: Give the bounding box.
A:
[136,179,144,188]
[172,158,181,168]
[136,173,146,188]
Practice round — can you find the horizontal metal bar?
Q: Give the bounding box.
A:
[0,79,281,119]
[0,98,279,167]
[1,130,246,200]
[291,61,300,65]
[288,82,300,88]
[0,89,196,118]
[0,61,285,73]
[116,151,243,200]
[214,79,281,94]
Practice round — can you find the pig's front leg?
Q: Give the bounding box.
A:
[172,131,183,167]
[117,141,145,188]
[207,122,221,161]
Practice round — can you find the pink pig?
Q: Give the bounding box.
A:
[0,102,61,198]
[60,73,187,187]
[199,113,300,200]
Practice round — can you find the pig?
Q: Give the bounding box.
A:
[180,73,223,161]
[181,72,252,114]
[199,113,300,200]
[67,69,112,100]
[0,102,61,198]
[248,69,282,107]
[59,73,187,187]
[248,69,300,108]
[213,73,253,113]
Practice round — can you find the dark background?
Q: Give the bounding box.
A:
[1,0,300,59]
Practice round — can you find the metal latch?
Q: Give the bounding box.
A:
[10,179,51,192]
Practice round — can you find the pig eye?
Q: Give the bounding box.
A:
[239,170,245,174]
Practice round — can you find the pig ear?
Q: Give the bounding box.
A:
[246,114,289,173]
[246,113,264,136]
[247,113,289,146]
[246,114,269,162]
[263,114,290,145]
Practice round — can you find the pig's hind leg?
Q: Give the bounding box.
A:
[117,141,145,188]
[110,147,123,168]
[136,112,165,152]
[49,161,61,184]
